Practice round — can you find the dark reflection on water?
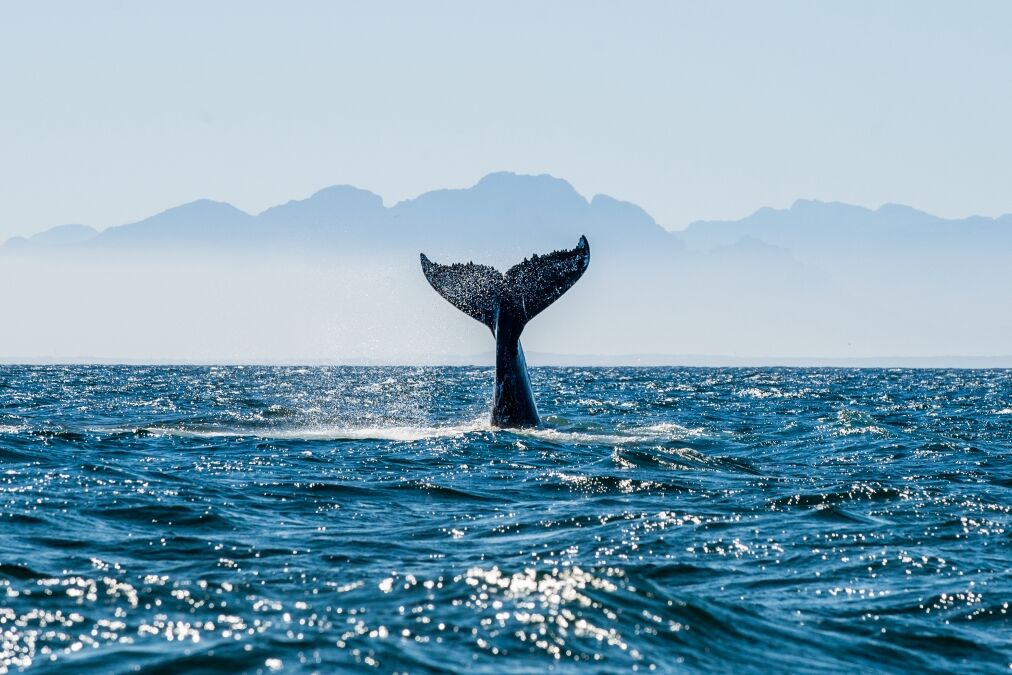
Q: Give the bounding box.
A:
[0,366,1009,673]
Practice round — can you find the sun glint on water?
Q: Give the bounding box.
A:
[0,366,1009,673]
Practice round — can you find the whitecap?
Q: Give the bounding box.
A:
[95,418,707,446]
[637,422,706,438]
[835,425,888,436]
[136,419,489,442]
[515,421,705,446]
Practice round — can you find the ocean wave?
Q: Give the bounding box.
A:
[2,365,1010,673]
[101,420,489,442]
[91,418,709,447]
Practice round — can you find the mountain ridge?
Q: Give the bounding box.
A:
[7,173,1012,253]
[3,171,1011,361]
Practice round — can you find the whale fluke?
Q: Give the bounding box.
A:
[504,235,591,325]
[420,236,590,427]
[419,257,503,332]
[420,235,590,333]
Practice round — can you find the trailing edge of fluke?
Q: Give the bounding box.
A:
[420,235,591,428]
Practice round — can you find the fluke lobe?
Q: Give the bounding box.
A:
[420,236,590,428]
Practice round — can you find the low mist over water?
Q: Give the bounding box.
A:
[3,173,1011,364]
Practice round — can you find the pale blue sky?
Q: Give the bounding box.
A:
[1,1,1010,240]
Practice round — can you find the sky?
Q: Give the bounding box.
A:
[1,1,1012,242]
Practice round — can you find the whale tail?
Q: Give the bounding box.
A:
[419,235,590,332]
[420,235,590,428]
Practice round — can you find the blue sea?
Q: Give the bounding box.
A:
[0,366,1009,673]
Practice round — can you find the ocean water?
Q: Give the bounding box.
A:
[0,366,1009,674]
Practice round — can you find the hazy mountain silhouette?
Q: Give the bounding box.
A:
[6,175,1011,263]
[2,172,682,265]
[4,223,98,249]
[91,200,256,248]
[681,199,1012,262]
[2,172,1011,363]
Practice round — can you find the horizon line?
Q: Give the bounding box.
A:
[3,353,1012,369]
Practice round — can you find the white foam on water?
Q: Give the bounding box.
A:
[638,422,707,438]
[137,419,490,442]
[516,427,633,446]
[835,425,889,437]
[517,421,705,446]
[94,418,707,445]
[0,424,26,434]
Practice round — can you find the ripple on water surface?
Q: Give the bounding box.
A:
[0,366,1010,673]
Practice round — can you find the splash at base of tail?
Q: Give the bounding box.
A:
[420,236,590,428]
